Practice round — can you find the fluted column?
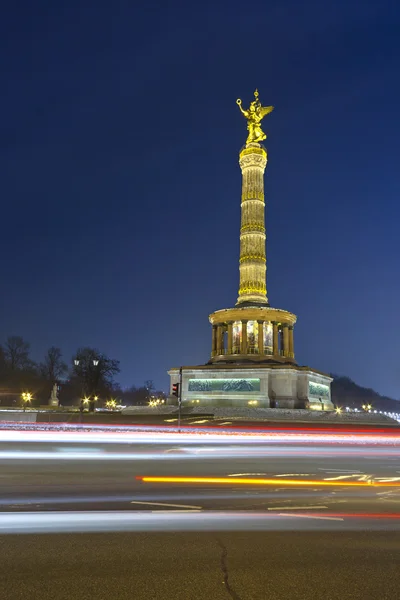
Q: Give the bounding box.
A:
[211,325,217,356]
[282,324,289,357]
[272,321,279,356]
[257,321,264,355]
[236,145,268,306]
[241,320,248,354]
[288,326,294,358]
[227,322,233,355]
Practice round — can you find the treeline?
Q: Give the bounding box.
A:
[331,375,400,412]
[0,335,164,407]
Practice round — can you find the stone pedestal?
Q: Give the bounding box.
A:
[48,384,59,407]
[169,365,333,410]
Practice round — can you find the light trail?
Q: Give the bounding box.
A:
[1,446,400,461]
[0,419,398,436]
[130,501,202,509]
[138,476,400,488]
[0,450,200,460]
[1,511,400,534]
[1,428,400,446]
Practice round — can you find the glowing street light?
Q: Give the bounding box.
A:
[335,407,342,415]
[74,358,101,412]
[148,395,165,407]
[21,392,32,411]
[74,358,100,368]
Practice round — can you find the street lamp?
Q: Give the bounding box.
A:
[74,359,99,368]
[74,358,101,411]
[21,392,32,411]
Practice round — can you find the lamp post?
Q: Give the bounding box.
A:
[74,358,101,412]
[21,392,32,412]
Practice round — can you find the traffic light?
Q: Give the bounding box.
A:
[172,383,180,398]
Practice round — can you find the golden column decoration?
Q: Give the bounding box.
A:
[236,90,273,306]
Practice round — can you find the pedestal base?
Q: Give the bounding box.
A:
[168,364,333,410]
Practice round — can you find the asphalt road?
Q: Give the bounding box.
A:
[1,433,400,598]
[1,531,400,599]
[34,410,399,430]
[1,437,400,516]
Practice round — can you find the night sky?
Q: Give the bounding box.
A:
[1,0,399,397]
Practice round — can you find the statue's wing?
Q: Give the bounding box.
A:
[259,105,274,118]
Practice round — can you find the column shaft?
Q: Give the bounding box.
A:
[241,321,248,354]
[216,325,223,355]
[288,326,294,358]
[283,325,289,357]
[257,321,264,355]
[227,322,233,355]
[237,146,268,306]
[272,322,279,356]
[211,325,217,356]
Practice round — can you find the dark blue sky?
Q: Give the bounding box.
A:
[1,0,399,396]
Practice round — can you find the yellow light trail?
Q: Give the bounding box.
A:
[138,476,400,488]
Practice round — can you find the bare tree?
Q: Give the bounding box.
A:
[4,336,31,371]
[40,346,68,381]
[72,347,120,397]
[0,345,6,375]
[144,379,155,392]
[144,379,155,404]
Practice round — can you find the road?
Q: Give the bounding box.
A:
[2,531,400,599]
[1,427,400,598]
[34,410,399,430]
[1,429,400,516]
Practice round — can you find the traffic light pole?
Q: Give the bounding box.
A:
[178,366,182,433]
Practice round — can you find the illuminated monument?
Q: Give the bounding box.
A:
[169,91,333,410]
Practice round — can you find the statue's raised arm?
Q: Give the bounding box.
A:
[236,98,248,118]
[236,89,274,145]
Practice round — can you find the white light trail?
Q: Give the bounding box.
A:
[0,510,399,534]
[278,513,344,521]
[0,428,400,446]
[267,506,327,511]
[130,501,202,509]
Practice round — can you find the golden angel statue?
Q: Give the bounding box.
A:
[236,89,274,144]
